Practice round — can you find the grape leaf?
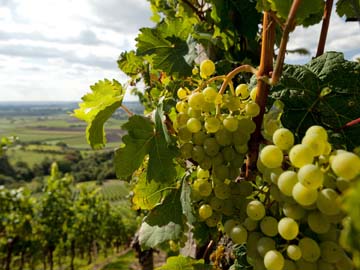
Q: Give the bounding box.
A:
[73,79,124,149]
[117,50,144,77]
[336,0,360,21]
[156,255,210,270]
[114,114,178,183]
[181,178,197,225]
[139,189,184,248]
[270,52,360,149]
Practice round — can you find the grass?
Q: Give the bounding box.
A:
[100,250,138,270]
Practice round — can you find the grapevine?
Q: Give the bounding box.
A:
[73,0,360,269]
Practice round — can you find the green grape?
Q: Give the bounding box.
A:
[186,118,202,133]
[230,225,248,244]
[246,200,266,221]
[222,199,234,216]
[214,182,231,199]
[228,166,240,180]
[205,212,221,227]
[282,202,306,220]
[307,211,330,234]
[215,128,232,146]
[187,107,202,118]
[263,250,284,270]
[269,185,283,202]
[323,141,332,155]
[305,125,328,141]
[336,177,350,192]
[298,164,324,190]
[176,112,190,127]
[253,257,267,270]
[188,92,205,111]
[180,143,193,159]
[243,217,258,231]
[235,84,249,99]
[202,102,215,113]
[260,216,278,237]
[284,259,297,270]
[210,196,223,212]
[197,167,210,179]
[199,204,213,220]
[203,137,220,157]
[192,131,209,145]
[234,143,248,154]
[331,151,360,180]
[200,59,215,77]
[199,156,212,170]
[250,87,257,101]
[335,253,353,270]
[322,174,337,189]
[295,259,318,270]
[230,153,244,168]
[211,152,224,167]
[223,219,240,235]
[257,237,276,257]
[202,86,218,103]
[222,146,236,162]
[292,182,318,206]
[236,181,253,197]
[319,241,342,263]
[245,102,260,117]
[178,127,192,142]
[176,100,189,113]
[299,237,321,262]
[205,117,221,133]
[232,130,250,145]
[318,225,338,242]
[277,171,298,196]
[193,178,212,197]
[289,144,314,168]
[213,164,229,181]
[247,232,263,255]
[272,128,294,150]
[238,118,256,134]
[317,260,335,270]
[278,217,299,240]
[264,119,281,137]
[316,188,340,216]
[223,116,238,132]
[260,145,283,168]
[191,145,205,163]
[287,244,302,261]
[177,87,188,99]
[302,134,326,157]
[223,95,241,111]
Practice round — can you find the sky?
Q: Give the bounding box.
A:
[0,0,359,102]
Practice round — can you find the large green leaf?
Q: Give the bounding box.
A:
[73,79,124,149]
[156,255,210,270]
[117,50,144,77]
[336,0,360,21]
[139,189,184,248]
[114,114,178,183]
[270,52,360,149]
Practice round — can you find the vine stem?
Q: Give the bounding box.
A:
[316,0,334,57]
[247,12,276,172]
[271,0,303,85]
[121,104,134,116]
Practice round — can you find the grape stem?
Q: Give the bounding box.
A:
[316,0,334,57]
[121,104,134,116]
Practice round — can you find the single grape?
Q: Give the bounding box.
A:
[210,196,223,212]
[236,181,253,197]
[188,92,205,110]
[235,84,250,99]
[319,241,342,263]
[176,100,189,113]
[186,118,202,133]
[199,204,213,220]
[246,200,266,221]
[289,144,314,168]
[176,112,190,127]
[263,250,284,270]
[215,128,232,146]
[222,146,236,162]
[222,199,235,216]
[204,117,221,133]
[316,188,341,216]
[223,95,241,111]
[200,59,215,77]
[205,212,221,227]
[199,156,212,170]
[277,171,298,196]
[245,102,260,117]
[307,211,330,234]
[287,244,302,261]
[191,145,205,163]
[187,107,202,118]
[243,217,258,231]
[335,252,353,270]
[272,128,294,150]
[232,130,250,145]
[317,260,335,270]
[180,143,192,159]
[282,202,306,220]
[278,217,299,240]
[238,118,256,134]
[177,87,188,99]
[292,182,318,206]
[299,237,321,262]
[230,225,248,244]
[193,178,212,197]
[223,116,238,132]
[260,145,283,169]
[284,259,297,270]
[178,127,192,142]
[302,134,326,157]
[234,143,248,154]
[223,219,240,235]
[295,259,318,270]
[264,119,281,137]
[192,131,209,145]
[260,216,278,237]
[331,151,360,180]
[250,87,257,101]
[257,237,276,257]
[297,164,324,190]
[202,86,218,103]
[197,167,210,179]
[305,125,328,141]
[214,182,231,199]
[203,137,220,157]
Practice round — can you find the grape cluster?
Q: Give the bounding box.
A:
[223,125,359,270]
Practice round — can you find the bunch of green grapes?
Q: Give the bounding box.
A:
[174,59,261,228]
[226,125,359,270]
